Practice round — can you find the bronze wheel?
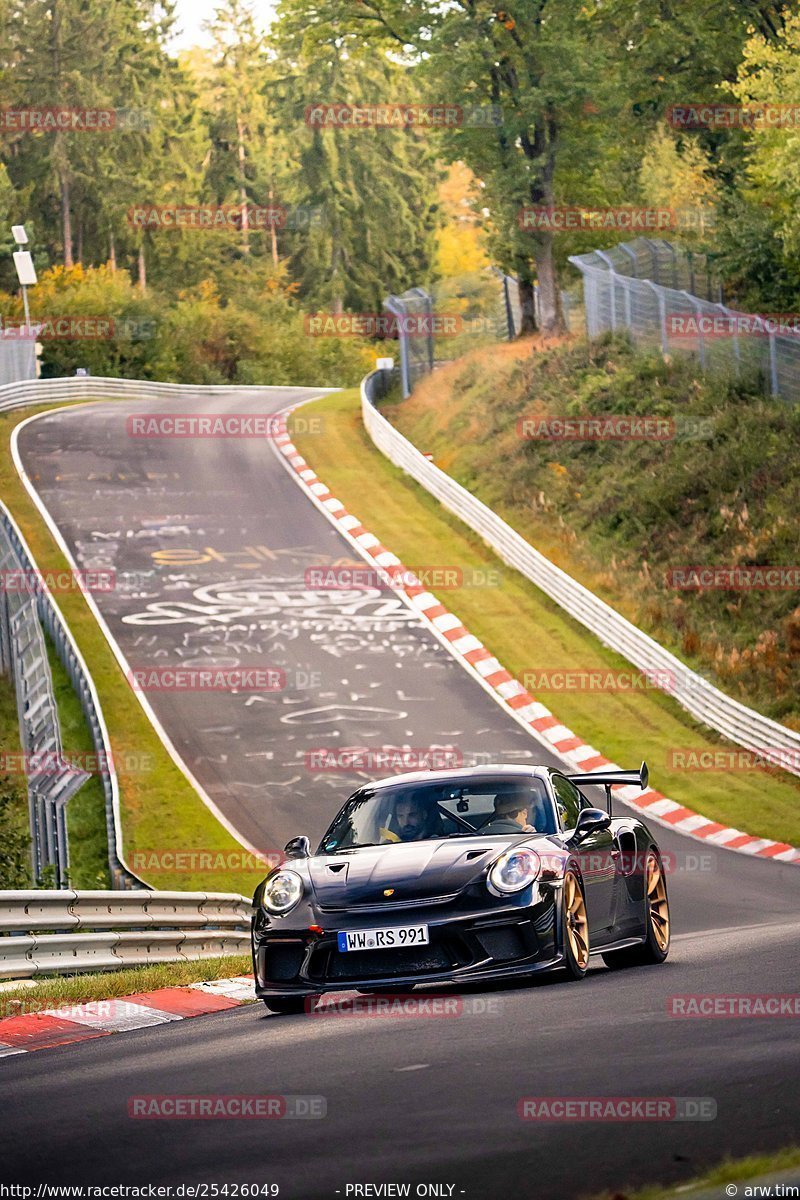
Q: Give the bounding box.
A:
[646,852,670,953]
[602,848,670,969]
[562,869,589,979]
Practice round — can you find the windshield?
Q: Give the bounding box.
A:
[319,775,555,852]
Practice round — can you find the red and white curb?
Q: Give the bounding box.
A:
[0,975,256,1056]
[273,408,800,868]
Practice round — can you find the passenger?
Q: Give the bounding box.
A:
[482,791,536,835]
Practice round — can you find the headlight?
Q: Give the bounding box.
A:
[262,869,304,914]
[488,848,541,895]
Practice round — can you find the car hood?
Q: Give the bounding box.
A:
[307,835,532,908]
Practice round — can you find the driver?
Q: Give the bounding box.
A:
[381,790,443,842]
[482,790,536,835]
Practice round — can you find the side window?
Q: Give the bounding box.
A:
[552,775,581,831]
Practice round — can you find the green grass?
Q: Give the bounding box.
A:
[0,402,269,895]
[588,1146,800,1200]
[291,389,800,847]
[0,954,253,1017]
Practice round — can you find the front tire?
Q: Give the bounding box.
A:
[561,869,590,980]
[603,849,670,969]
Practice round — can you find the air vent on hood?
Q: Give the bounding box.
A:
[326,863,347,874]
[465,849,490,861]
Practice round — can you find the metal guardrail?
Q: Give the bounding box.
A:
[0,890,251,978]
[361,369,800,778]
[0,501,141,890]
[0,511,89,885]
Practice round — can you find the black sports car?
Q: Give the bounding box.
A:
[251,762,671,1013]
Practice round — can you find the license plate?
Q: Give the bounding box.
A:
[337,925,429,953]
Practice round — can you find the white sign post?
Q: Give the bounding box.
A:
[11,226,37,333]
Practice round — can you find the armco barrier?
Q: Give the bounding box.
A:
[0,890,251,978]
[361,369,800,778]
[0,499,142,890]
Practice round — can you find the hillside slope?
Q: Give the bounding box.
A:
[386,333,800,730]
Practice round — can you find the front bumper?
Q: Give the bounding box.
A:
[252,893,559,997]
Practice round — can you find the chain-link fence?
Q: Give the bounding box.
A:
[386,268,575,398]
[569,238,800,404]
[570,238,722,301]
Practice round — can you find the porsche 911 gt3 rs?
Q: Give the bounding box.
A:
[251,762,670,1013]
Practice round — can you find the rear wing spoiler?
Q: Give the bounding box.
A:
[565,762,649,816]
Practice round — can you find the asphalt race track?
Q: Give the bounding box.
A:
[3,389,799,1198]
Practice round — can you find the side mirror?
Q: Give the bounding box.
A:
[572,807,612,842]
[283,835,311,860]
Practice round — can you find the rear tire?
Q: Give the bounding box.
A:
[261,995,310,1014]
[561,869,589,981]
[603,849,670,969]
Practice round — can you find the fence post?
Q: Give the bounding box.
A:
[596,251,617,330]
[384,296,410,398]
[769,329,779,397]
[644,280,668,354]
[619,242,638,277]
[681,292,706,369]
[719,305,741,378]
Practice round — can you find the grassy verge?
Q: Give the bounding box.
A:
[291,389,800,846]
[1,402,268,895]
[589,1146,800,1200]
[0,954,253,1016]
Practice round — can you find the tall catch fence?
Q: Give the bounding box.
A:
[386,268,575,398]
[569,237,800,404]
